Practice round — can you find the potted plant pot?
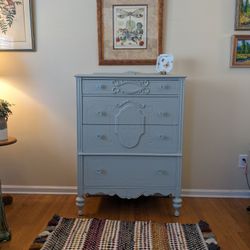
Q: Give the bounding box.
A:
[0,117,8,141]
[0,99,13,141]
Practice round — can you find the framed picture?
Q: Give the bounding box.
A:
[231,35,250,67]
[0,0,35,51]
[97,0,164,65]
[235,0,250,30]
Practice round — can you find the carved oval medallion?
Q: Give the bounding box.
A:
[115,101,145,148]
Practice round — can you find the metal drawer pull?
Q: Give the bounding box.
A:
[159,112,168,117]
[97,111,107,116]
[160,135,168,140]
[161,85,170,89]
[97,84,106,90]
[157,170,168,175]
[96,169,106,175]
[97,134,106,140]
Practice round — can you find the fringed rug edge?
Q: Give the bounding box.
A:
[29,215,220,250]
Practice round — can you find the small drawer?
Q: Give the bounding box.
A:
[82,125,180,154]
[82,97,180,125]
[81,78,181,95]
[83,156,177,187]
[82,79,114,95]
[149,80,181,95]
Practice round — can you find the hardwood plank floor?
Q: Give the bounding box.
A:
[0,195,249,250]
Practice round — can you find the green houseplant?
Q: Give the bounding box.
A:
[0,99,13,141]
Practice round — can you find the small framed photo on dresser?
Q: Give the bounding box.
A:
[231,35,250,67]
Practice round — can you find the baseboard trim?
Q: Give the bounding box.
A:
[2,185,250,198]
[182,189,250,198]
[2,185,77,195]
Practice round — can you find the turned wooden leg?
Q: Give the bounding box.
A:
[76,196,85,216]
[0,199,11,242]
[2,195,13,206]
[173,197,182,216]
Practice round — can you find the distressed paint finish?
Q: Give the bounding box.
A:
[75,74,186,216]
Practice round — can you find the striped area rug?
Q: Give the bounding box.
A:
[29,215,220,250]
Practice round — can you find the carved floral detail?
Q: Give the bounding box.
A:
[112,80,150,95]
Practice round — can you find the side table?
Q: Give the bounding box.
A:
[0,136,17,242]
[0,136,17,146]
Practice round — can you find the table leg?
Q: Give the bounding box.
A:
[2,195,13,206]
[0,198,11,242]
[0,182,11,242]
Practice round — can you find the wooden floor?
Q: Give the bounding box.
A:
[0,195,249,250]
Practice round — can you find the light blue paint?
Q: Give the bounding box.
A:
[75,74,186,216]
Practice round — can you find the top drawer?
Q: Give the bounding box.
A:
[81,78,181,95]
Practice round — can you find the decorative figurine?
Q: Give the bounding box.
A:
[156,54,174,75]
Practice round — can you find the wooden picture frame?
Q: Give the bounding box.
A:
[0,0,35,51]
[235,0,250,30]
[97,0,163,65]
[231,35,250,67]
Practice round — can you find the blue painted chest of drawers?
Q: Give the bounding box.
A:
[75,74,186,216]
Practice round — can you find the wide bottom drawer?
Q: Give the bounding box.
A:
[83,156,179,187]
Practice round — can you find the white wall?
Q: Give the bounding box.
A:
[0,0,250,191]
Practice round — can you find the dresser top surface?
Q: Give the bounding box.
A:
[75,73,186,79]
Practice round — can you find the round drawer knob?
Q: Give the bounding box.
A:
[161,85,169,89]
[160,135,168,140]
[96,169,106,175]
[157,170,168,175]
[97,134,106,140]
[159,112,168,117]
[97,84,106,90]
[97,111,107,116]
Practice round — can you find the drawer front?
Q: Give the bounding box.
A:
[82,97,180,125]
[82,125,179,154]
[81,79,181,95]
[83,156,178,187]
[82,79,114,95]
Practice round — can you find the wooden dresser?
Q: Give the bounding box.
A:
[75,74,185,216]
